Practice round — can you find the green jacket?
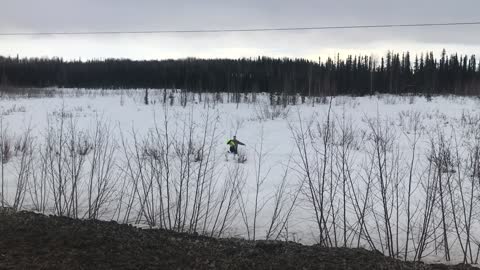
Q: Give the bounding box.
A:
[227,139,245,148]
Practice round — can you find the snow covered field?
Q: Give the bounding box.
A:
[1,89,480,264]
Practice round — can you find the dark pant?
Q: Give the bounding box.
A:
[229,146,238,154]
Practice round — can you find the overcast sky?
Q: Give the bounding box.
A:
[1,0,479,60]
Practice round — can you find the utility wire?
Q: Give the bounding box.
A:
[0,21,479,36]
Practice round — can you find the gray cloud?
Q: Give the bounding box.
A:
[1,0,479,59]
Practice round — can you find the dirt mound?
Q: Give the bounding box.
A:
[0,208,476,270]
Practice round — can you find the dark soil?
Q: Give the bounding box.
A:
[0,208,477,270]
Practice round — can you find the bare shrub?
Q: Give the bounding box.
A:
[85,117,118,220]
[43,111,92,218]
[1,105,26,116]
[1,136,12,164]
[253,102,290,121]
[289,103,335,247]
[364,115,403,258]
[0,117,7,207]
[118,106,221,233]
[12,129,35,211]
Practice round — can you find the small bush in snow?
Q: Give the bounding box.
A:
[1,105,26,116]
[383,95,400,105]
[253,103,290,121]
[1,137,12,164]
[409,95,415,104]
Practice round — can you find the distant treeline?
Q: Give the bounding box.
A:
[1,50,479,96]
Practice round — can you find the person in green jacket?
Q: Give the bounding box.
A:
[227,136,245,155]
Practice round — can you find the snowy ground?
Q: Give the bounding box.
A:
[1,89,480,264]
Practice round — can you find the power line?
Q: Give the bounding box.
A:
[1,21,480,36]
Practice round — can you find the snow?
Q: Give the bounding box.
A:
[1,89,480,264]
